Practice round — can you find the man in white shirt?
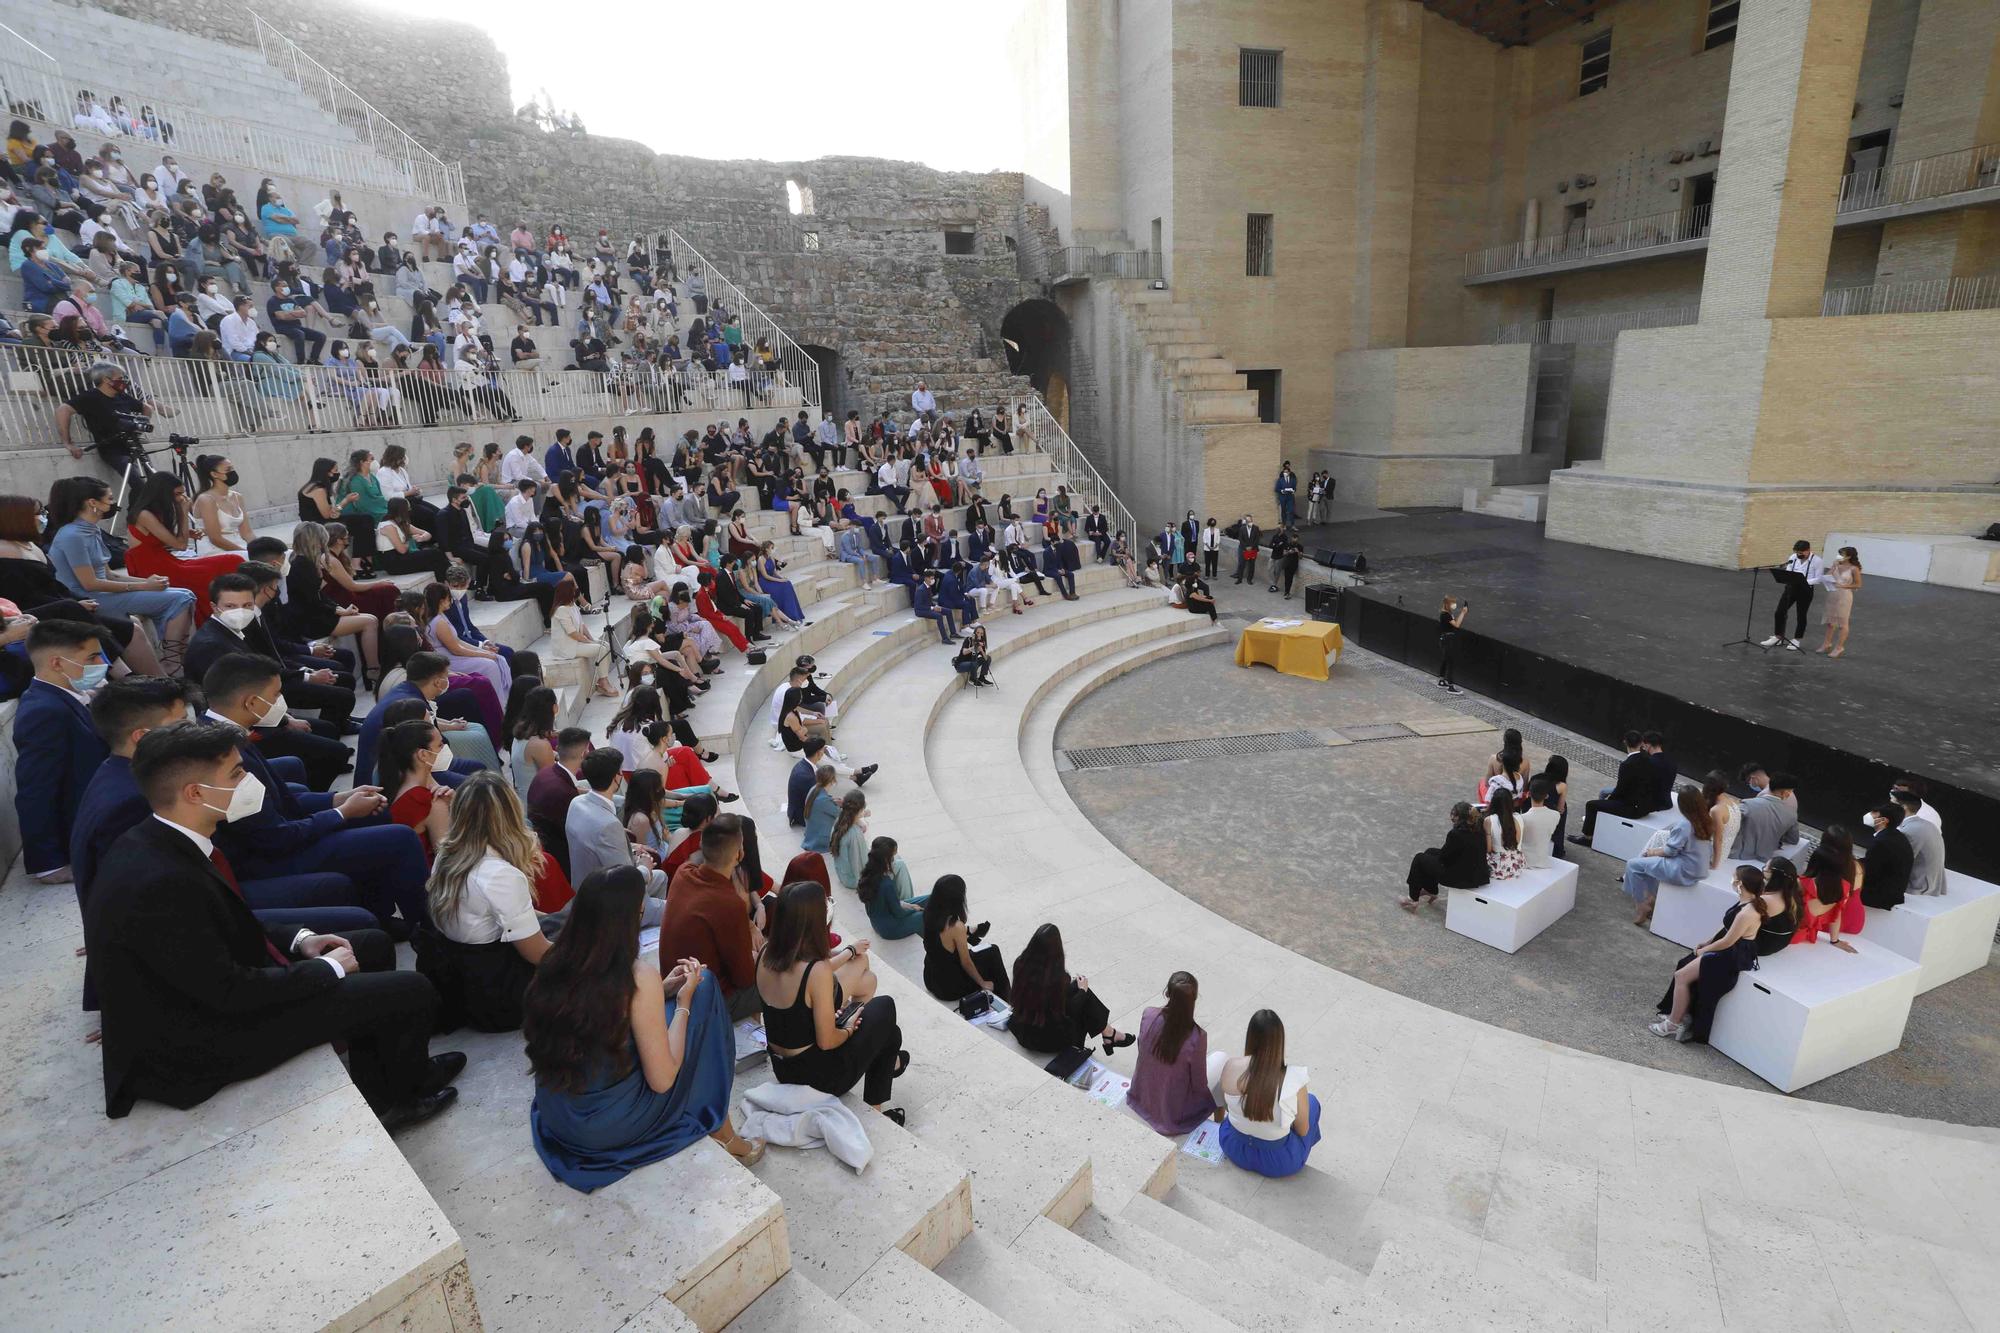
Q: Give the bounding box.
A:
[498,435,547,488]
[959,449,984,491]
[874,459,909,513]
[217,296,260,361]
[1889,776,1942,833]
[158,155,190,197]
[501,480,540,540]
[1519,779,1562,869]
[911,380,937,421]
[412,206,446,262]
[1761,539,1829,651]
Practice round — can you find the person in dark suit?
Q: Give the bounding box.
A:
[1571,731,1657,848]
[71,677,374,1010]
[527,726,594,877]
[84,720,461,1128]
[910,572,957,643]
[191,565,357,727]
[1642,731,1676,813]
[187,572,354,790]
[201,653,432,934]
[575,431,608,486]
[1040,538,1078,601]
[437,486,489,576]
[12,619,112,883]
[1083,507,1110,563]
[1858,803,1913,909]
[353,652,484,788]
[1004,542,1050,598]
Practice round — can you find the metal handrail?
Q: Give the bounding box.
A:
[1465,204,1712,279]
[1837,141,2000,215]
[668,228,821,411]
[1046,246,1162,283]
[0,19,58,68]
[1821,274,2000,317]
[244,8,465,207]
[1006,392,1139,556]
[1490,304,1699,344]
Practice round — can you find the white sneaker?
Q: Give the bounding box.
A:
[1785,639,1802,651]
[1647,1016,1683,1039]
[1758,636,1782,648]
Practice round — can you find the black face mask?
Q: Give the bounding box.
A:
[223,469,240,487]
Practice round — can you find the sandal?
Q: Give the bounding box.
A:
[727,1137,767,1166]
[891,1049,911,1079]
[882,1108,906,1126]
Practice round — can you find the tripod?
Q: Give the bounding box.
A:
[107,436,201,537]
[1721,564,1770,650]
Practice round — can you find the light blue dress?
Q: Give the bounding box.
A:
[863,859,928,940]
[802,787,840,853]
[1622,816,1710,905]
[831,824,866,890]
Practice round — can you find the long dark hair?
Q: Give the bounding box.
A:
[1804,843,1849,903]
[133,472,182,531]
[1818,825,1859,889]
[857,836,898,905]
[921,873,969,937]
[1009,923,1070,1026]
[378,717,439,789]
[829,790,866,857]
[1239,1009,1287,1122]
[502,675,547,739]
[1754,859,1805,924]
[1152,971,1200,1064]
[1540,754,1569,786]
[734,813,767,899]
[1487,789,1519,850]
[522,866,647,1095]
[624,769,665,833]
[762,880,832,972]
[608,685,660,737]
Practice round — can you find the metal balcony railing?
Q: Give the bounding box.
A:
[1820,274,2000,317]
[1836,141,2000,216]
[1465,205,1711,280]
[1048,245,1162,283]
[668,228,821,411]
[1490,304,1699,344]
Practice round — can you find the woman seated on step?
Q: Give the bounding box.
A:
[855,835,927,940]
[1128,971,1220,1137]
[1207,1009,1320,1177]
[1401,800,1488,911]
[527,866,766,1191]
[1007,924,1136,1057]
[921,875,1008,1004]
[757,882,910,1124]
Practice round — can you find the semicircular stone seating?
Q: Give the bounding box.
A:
[716,572,2000,1332]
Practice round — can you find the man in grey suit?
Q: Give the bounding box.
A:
[1731,773,1800,862]
[565,749,671,915]
[1894,789,1948,897]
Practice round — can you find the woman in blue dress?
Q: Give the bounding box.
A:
[1621,787,1714,929]
[857,835,928,941]
[1206,1009,1320,1178]
[757,541,806,623]
[524,866,765,1192]
[519,524,569,588]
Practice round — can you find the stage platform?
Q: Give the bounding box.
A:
[1303,511,2000,879]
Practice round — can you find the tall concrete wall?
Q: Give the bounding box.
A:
[1062,285,1208,526]
[1317,345,1537,508]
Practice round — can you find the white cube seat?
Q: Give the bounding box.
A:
[1445,860,1579,953]
[1862,870,2000,995]
[1593,807,1676,863]
[1707,937,1920,1092]
[1651,875,1743,950]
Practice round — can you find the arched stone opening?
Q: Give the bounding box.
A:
[1001,298,1071,403]
[802,343,844,421]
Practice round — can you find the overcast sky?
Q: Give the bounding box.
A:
[476,0,1030,172]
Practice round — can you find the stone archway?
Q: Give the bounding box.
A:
[1001,298,1071,403]
[802,343,844,420]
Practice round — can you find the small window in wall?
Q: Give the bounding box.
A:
[1239,49,1282,107]
[1578,31,1612,97]
[943,228,976,256]
[785,179,815,216]
[802,231,820,251]
[1245,213,1274,277]
[1242,369,1281,423]
[1702,0,1738,50]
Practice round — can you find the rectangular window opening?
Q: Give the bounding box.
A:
[1239,49,1282,108]
[1245,213,1274,277]
[1241,369,1281,423]
[943,229,976,256]
[802,231,820,251]
[1703,0,1739,50]
[1578,31,1612,97]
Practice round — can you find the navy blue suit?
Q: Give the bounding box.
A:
[545,441,577,480]
[352,680,483,787]
[214,743,432,933]
[937,570,978,624]
[911,581,956,642]
[1040,544,1077,599]
[12,679,109,875]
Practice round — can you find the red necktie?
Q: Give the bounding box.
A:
[211,847,291,967]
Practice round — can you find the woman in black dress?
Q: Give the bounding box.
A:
[282,521,381,684]
[1650,862,1802,1043]
[1008,923,1134,1057]
[1437,594,1468,694]
[921,875,1008,1003]
[1403,800,1488,910]
[755,883,908,1123]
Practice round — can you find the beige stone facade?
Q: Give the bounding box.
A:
[1015,0,2000,563]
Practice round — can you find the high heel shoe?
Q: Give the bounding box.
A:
[726,1137,767,1166]
[1102,1030,1136,1055]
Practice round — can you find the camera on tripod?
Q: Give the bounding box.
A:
[166,433,200,452]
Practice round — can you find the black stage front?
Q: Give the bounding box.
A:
[1304,512,2000,880]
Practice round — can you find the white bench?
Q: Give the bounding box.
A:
[1863,870,2000,994]
[1707,937,1921,1092]
[1652,849,1804,950]
[1445,861,1579,953]
[1592,807,1676,863]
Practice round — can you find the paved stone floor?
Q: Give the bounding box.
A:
[1055,579,2000,1129]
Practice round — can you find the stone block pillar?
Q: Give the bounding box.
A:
[1874,0,2000,286]
[1699,0,1873,321]
[1349,0,1421,350]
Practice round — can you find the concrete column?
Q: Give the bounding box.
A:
[1699,0,1873,321]
[1349,0,1422,350]
[1874,0,2000,284]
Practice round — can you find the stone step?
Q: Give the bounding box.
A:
[838,1236,1023,1333]
[1153,341,1223,361]
[1364,1235,1608,1333]
[1010,1214,1245,1333]
[1150,1182,1368,1290]
[1073,1203,1331,1333]
[1460,484,1548,523]
[1177,370,1249,393]
[1179,389,1263,424]
[726,1271,871,1333]
[933,1228,1140,1332]
[1171,355,1238,378]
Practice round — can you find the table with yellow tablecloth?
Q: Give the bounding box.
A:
[1233,618,1343,681]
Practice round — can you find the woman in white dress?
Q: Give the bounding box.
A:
[192,453,255,554]
[547,576,617,696]
[1703,771,1742,871]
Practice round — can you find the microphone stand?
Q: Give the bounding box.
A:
[1721,564,1769,650]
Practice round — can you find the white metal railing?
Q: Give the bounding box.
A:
[1465,204,1712,279]
[245,8,465,208]
[1490,304,1699,344]
[0,346,804,453]
[1048,244,1163,282]
[1006,392,1138,554]
[668,228,821,410]
[1820,275,2000,317]
[0,18,57,71]
[0,50,458,204]
[1837,141,2000,216]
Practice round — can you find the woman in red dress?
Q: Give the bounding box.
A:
[123,474,242,622]
[693,570,749,652]
[322,521,400,623]
[1793,840,1863,946]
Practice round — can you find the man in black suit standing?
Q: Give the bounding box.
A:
[1571,730,1657,849]
[84,721,461,1128]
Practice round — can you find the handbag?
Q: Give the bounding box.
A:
[1043,1047,1091,1082]
[957,990,995,1020]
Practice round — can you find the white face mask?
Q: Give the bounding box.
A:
[429,743,455,774]
[200,772,265,823]
[251,691,288,728]
[215,606,258,632]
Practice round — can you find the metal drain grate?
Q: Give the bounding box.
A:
[1062,730,1326,771]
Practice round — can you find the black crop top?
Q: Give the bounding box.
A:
[763,961,840,1051]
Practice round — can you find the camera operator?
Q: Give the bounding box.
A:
[1437,594,1469,696]
[56,362,156,475]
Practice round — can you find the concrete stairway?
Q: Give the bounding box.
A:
[1460,483,1549,522]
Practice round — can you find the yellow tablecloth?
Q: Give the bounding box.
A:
[1234,618,1343,681]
